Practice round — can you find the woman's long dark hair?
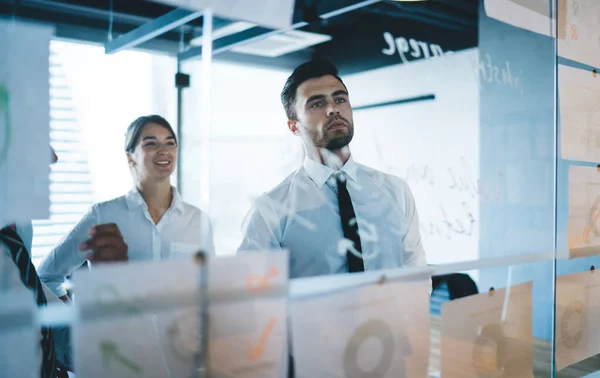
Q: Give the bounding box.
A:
[124,115,177,153]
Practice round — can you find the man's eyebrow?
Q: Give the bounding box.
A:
[332,90,348,97]
[306,94,326,103]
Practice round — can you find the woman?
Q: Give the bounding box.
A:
[38,115,213,302]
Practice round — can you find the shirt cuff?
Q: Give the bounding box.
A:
[42,279,68,298]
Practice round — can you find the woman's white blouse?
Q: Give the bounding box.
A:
[38,187,214,297]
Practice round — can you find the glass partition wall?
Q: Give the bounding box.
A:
[2,1,600,377]
[198,1,598,377]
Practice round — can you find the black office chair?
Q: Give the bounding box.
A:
[430,273,479,316]
[432,273,479,300]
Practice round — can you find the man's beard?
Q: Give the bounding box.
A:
[305,119,354,150]
[320,118,354,150]
[325,133,353,150]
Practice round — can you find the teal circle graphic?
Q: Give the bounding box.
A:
[473,324,507,378]
[561,300,585,349]
[472,323,530,377]
[343,319,395,378]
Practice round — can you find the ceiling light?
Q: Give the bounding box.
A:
[190,21,256,46]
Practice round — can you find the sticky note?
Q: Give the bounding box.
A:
[559,64,600,163]
[558,0,600,68]
[556,269,600,370]
[567,166,600,258]
[208,250,289,377]
[441,282,533,378]
[73,260,203,378]
[291,274,431,378]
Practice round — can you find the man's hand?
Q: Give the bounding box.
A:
[79,223,128,263]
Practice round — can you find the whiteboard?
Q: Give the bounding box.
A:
[348,50,480,264]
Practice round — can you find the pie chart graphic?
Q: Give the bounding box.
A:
[167,311,200,362]
[472,322,530,378]
[473,323,507,378]
[343,319,396,378]
[561,300,586,349]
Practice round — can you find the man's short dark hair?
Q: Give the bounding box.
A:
[280,60,347,120]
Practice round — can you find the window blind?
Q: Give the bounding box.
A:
[31,40,94,265]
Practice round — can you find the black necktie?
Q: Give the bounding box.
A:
[0,226,58,378]
[336,176,365,272]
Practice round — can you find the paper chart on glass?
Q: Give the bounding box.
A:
[567,166,600,258]
[0,20,52,227]
[208,250,288,378]
[555,269,600,371]
[153,0,294,30]
[559,64,600,162]
[484,0,554,37]
[73,260,204,378]
[291,274,431,378]
[557,0,600,68]
[441,282,533,378]
[0,288,38,378]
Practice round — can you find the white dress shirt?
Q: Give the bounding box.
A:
[238,155,426,279]
[39,187,214,298]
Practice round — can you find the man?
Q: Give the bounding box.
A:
[238,60,426,278]
[0,147,128,378]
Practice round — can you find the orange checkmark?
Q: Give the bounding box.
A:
[245,266,280,292]
[247,316,277,361]
[580,210,600,243]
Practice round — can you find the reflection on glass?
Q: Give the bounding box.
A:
[6,0,600,376]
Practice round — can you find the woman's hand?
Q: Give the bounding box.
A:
[79,223,128,263]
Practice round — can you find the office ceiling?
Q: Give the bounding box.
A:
[0,0,478,74]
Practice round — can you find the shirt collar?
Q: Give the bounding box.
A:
[302,155,358,189]
[125,186,185,214]
[170,187,185,213]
